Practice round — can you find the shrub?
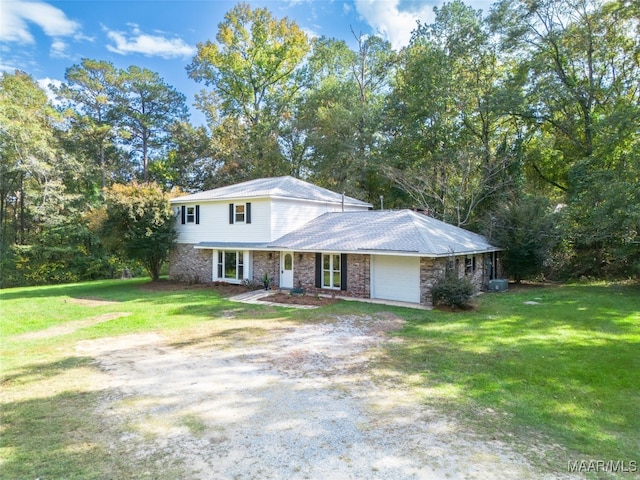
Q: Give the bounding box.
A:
[431,271,476,310]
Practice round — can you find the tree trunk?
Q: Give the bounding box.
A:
[19,173,25,245]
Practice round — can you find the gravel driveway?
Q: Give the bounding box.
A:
[77,313,574,479]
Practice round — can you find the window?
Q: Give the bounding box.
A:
[229,203,251,224]
[217,250,244,281]
[465,256,476,275]
[181,205,200,224]
[235,204,245,223]
[315,253,347,291]
[322,254,341,289]
[186,207,195,223]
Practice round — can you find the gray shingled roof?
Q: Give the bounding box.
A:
[171,176,372,207]
[268,210,499,256]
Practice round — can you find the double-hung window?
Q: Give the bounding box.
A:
[217,251,244,282]
[181,205,200,224]
[186,207,195,223]
[235,204,245,223]
[322,254,341,289]
[229,203,251,224]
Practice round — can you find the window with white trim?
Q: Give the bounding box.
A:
[217,250,244,281]
[235,204,245,223]
[181,205,200,224]
[322,254,341,289]
[186,206,196,223]
[229,202,251,224]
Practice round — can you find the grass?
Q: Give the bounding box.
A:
[388,283,640,473]
[0,278,303,479]
[1,279,639,478]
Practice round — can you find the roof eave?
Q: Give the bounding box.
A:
[264,245,501,256]
[170,194,371,208]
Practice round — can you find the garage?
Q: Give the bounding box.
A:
[371,255,420,304]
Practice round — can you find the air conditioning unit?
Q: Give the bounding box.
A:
[488,279,509,292]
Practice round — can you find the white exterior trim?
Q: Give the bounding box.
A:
[212,249,252,284]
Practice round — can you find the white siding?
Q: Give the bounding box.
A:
[270,198,369,241]
[175,199,271,244]
[175,196,369,245]
[371,255,420,303]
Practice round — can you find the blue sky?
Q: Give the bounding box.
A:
[1,0,493,125]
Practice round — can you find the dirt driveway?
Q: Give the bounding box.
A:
[76,313,572,479]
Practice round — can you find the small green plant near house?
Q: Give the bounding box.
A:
[262,272,271,290]
[431,269,476,310]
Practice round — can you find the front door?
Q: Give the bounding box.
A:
[280,252,294,288]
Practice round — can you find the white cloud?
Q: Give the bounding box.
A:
[37,77,63,105]
[0,0,80,43]
[302,26,320,41]
[104,24,196,59]
[0,63,19,73]
[50,39,68,58]
[354,0,435,50]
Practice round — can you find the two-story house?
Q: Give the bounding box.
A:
[169,176,501,306]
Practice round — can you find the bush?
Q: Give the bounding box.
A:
[431,271,476,309]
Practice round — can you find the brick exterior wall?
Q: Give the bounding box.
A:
[169,244,212,283]
[420,257,447,305]
[345,254,370,298]
[288,252,370,299]
[420,254,492,305]
[292,252,315,292]
[252,251,280,288]
[170,246,499,305]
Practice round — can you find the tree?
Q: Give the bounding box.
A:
[187,3,310,182]
[491,0,640,277]
[54,59,119,189]
[487,196,558,282]
[114,66,189,182]
[490,0,640,187]
[301,35,396,202]
[0,71,111,287]
[99,182,177,281]
[384,1,519,226]
[0,71,63,246]
[149,121,216,191]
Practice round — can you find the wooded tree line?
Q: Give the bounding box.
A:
[1,0,638,287]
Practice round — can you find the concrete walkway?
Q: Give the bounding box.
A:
[229,290,319,309]
[230,290,431,310]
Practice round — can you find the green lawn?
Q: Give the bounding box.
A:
[390,283,640,471]
[1,279,639,478]
[0,278,306,479]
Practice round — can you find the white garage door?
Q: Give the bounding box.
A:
[371,255,420,303]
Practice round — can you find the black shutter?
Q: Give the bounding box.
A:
[315,253,322,288]
[246,202,251,224]
[229,203,234,224]
[181,205,185,224]
[340,254,348,291]
[195,205,200,224]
